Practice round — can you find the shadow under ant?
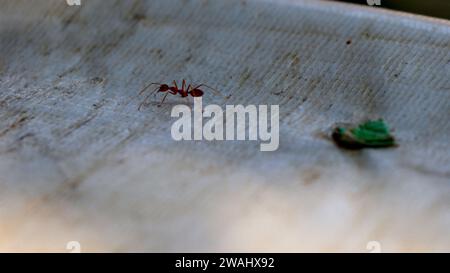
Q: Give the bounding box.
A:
[139,99,194,110]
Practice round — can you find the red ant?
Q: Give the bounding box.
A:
[138,79,225,110]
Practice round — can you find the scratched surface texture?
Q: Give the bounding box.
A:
[0,0,449,252]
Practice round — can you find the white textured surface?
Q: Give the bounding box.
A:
[0,0,449,252]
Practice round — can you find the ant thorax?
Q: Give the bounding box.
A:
[179,90,189,97]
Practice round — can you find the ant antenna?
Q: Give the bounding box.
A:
[139,82,164,96]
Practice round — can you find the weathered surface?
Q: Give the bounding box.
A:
[0,0,449,252]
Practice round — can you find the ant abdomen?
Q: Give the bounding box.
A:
[190,89,204,97]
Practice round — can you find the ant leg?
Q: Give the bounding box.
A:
[158,92,170,107]
[138,87,160,111]
[151,87,162,97]
[173,80,178,91]
[185,85,191,104]
[138,93,153,111]
[186,84,193,104]
[182,79,186,93]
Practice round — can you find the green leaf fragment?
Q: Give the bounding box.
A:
[332,119,397,149]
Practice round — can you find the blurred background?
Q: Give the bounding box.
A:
[334,0,450,20]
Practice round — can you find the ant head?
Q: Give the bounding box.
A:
[159,84,170,91]
[190,89,204,97]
